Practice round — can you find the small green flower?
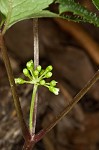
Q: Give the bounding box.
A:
[45,65,53,72]
[15,78,25,84]
[50,80,57,86]
[40,80,46,85]
[40,69,45,75]
[34,70,39,76]
[26,60,34,71]
[49,86,59,95]
[37,65,42,72]
[45,72,52,78]
[23,68,30,78]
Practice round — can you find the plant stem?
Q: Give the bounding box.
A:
[33,18,39,68]
[29,84,38,133]
[32,18,39,134]
[0,20,4,29]
[2,0,12,35]
[0,32,31,140]
[22,138,35,150]
[34,70,99,142]
[22,18,39,149]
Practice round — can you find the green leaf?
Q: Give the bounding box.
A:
[92,0,99,10]
[0,0,58,29]
[1,0,99,32]
[56,0,99,27]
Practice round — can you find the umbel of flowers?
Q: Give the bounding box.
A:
[15,60,59,95]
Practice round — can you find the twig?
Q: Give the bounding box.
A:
[0,32,31,141]
[34,70,99,142]
[22,139,35,150]
[59,83,85,122]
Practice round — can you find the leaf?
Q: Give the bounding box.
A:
[92,0,99,10]
[56,0,99,27]
[0,0,58,29]
[1,0,99,32]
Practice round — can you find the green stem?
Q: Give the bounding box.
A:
[0,19,4,29]
[2,0,12,35]
[29,84,38,133]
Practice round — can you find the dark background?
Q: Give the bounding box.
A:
[1,1,99,149]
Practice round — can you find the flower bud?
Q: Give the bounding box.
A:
[50,80,57,86]
[40,80,46,85]
[15,78,25,84]
[34,70,39,76]
[23,68,30,78]
[49,86,59,95]
[45,72,52,78]
[45,65,53,72]
[37,65,42,72]
[26,60,34,71]
[40,69,45,75]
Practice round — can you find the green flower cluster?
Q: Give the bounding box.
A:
[15,60,59,95]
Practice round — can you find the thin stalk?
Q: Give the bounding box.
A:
[34,70,99,142]
[29,84,38,133]
[0,32,31,140]
[2,0,12,35]
[22,18,39,149]
[33,18,39,68]
[32,18,39,134]
[22,138,35,150]
[0,20,4,29]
